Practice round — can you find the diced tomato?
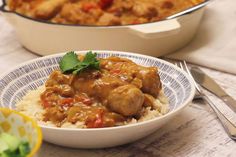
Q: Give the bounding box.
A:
[110,69,121,74]
[82,98,93,105]
[132,19,141,25]
[110,62,123,74]
[59,98,74,106]
[86,110,104,128]
[98,0,114,10]
[93,117,103,128]
[40,90,57,108]
[82,3,98,12]
[75,95,83,102]
[113,62,123,68]
[75,95,93,105]
[41,99,51,108]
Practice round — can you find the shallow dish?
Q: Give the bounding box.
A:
[0,51,195,148]
[0,108,42,156]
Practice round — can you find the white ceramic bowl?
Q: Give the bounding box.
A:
[0,0,209,56]
[0,51,195,148]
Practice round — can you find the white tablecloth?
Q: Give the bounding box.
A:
[167,0,236,74]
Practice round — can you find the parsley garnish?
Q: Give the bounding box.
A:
[59,51,100,74]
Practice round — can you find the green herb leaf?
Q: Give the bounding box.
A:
[59,51,80,73]
[59,51,100,74]
[83,51,97,63]
[19,142,30,156]
[72,63,88,74]
[82,51,100,70]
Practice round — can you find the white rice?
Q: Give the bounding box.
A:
[16,86,169,128]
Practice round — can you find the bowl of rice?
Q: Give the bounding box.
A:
[0,51,195,148]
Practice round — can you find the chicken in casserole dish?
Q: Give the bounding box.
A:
[7,0,205,26]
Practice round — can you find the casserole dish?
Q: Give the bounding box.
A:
[0,0,210,56]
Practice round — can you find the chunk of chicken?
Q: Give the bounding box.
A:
[143,94,156,108]
[43,106,66,126]
[108,0,134,13]
[137,67,162,98]
[97,13,121,26]
[56,3,103,25]
[44,70,75,97]
[73,74,126,102]
[100,57,162,97]
[34,0,68,20]
[45,70,73,87]
[7,0,22,10]
[132,1,158,19]
[107,85,144,116]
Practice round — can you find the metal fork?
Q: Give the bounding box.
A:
[176,61,236,140]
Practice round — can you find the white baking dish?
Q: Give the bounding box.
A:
[0,0,207,56]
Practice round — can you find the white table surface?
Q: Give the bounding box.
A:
[1,1,236,157]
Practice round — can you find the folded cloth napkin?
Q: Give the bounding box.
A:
[166,0,236,75]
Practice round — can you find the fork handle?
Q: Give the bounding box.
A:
[202,95,236,139]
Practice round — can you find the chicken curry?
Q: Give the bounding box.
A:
[8,0,205,26]
[40,52,162,128]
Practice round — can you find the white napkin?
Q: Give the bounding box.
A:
[166,0,236,74]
